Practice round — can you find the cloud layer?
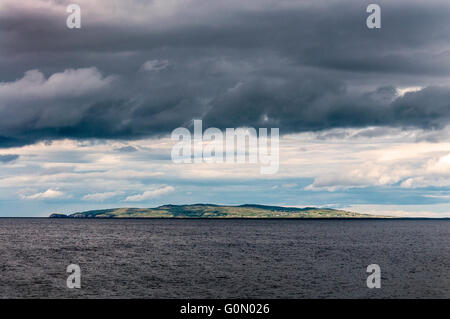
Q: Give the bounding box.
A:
[0,0,450,147]
[1,128,449,216]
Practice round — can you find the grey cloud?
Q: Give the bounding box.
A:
[1,0,450,147]
[0,154,19,163]
[115,146,138,153]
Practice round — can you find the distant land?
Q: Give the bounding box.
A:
[49,204,385,219]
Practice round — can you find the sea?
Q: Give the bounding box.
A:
[0,218,448,298]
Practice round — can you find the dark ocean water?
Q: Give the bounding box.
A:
[0,218,448,299]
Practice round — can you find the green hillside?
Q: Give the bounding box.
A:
[50,204,379,218]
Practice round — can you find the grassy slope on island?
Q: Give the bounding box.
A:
[50,204,380,218]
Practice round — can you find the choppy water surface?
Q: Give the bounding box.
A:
[0,219,448,298]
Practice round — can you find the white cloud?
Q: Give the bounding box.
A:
[82,191,123,202]
[23,189,67,200]
[304,162,410,191]
[423,194,450,199]
[426,153,450,174]
[281,183,298,188]
[124,185,175,202]
[305,175,369,191]
[400,176,450,189]
[0,68,115,101]
[345,204,450,218]
[396,86,423,97]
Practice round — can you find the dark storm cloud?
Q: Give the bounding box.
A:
[203,82,450,132]
[1,0,450,147]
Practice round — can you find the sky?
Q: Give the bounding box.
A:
[0,0,450,217]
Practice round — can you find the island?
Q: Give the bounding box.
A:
[49,204,382,218]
